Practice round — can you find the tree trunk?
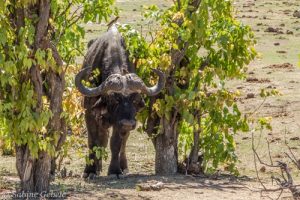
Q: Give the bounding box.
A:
[14,0,53,191]
[13,0,67,192]
[188,131,200,167]
[186,108,203,174]
[16,145,51,192]
[154,116,178,175]
[145,97,179,175]
[146,0,202,175]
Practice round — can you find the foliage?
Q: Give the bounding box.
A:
[119,0,256,173]
[0,0,116,159]
[59,65,108,167]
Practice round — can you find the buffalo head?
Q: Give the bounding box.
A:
[75,68,165,131]
[75,67,165,97]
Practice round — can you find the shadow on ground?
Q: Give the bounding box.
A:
[49,173,256,199]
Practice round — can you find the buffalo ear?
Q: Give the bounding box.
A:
[139,98,146,110]
[92,97,103,108]
[130,93,145,109]
[92,97,108,115]
[136,96,145,108]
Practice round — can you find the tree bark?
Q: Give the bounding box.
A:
[16,146,51,192]
[15,0,51,192]
[187,111,203,174]
[45,42,66,176]
[146,0,202,175]
[154,116,178,175]
[14,0,67,192]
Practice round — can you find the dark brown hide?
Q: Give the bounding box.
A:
[77,26,159,177]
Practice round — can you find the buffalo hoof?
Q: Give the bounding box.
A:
[108,173,125,179]
[108,166,122,177]
[82,172,97,179]
[122,168,129,175]
[108,174,119,179]
[117,174,125,179]
[88,173,97,180]
[108,167,123,179]
[82,172,88,179]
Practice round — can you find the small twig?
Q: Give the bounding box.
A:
[252,130,300,199]
[285,152,300,169]
[247,97,267,118]
[252,131,267,190]
[68,5,84,24]
[54,5,84,45]
[275,190,283,200]
[63,47,86,73]
[253,135,279,168]
[267,141,273,165]
[54,1,72,21]
[67,13,84,29]
[171,108,178,126]
[284,139,300,169]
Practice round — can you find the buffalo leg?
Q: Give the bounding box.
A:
[95,126,109,174]
[83,110,108,177]
[108,128,123,176]
[120,132,129,173]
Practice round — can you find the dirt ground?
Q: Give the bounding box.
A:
[1,0,300,199]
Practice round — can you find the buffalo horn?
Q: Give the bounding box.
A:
[75,67,124,97]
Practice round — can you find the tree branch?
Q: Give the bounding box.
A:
[285,139,300,170]
[35,0,51,47]
[252,131,300,199]
[54,1,72,21]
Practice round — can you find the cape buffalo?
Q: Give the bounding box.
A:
[75,25,165,178]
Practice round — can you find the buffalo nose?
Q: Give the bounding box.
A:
[120,119,136,130]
